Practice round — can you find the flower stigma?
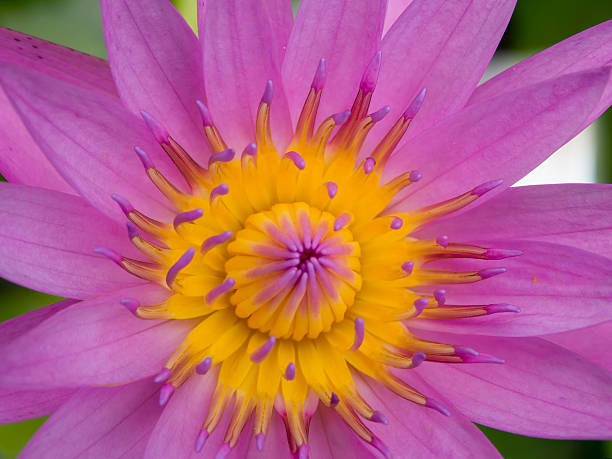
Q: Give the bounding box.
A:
[96,54,522,458]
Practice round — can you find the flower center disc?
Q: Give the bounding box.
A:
[226,202,362,340]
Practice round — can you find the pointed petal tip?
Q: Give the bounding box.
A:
[140,110,169,144]
[119,297,139,314]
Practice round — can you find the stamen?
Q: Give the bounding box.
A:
[208,148,235,167]
[401,261,414,275]
[154,368,171,383]
[332,110,351,125]
[436,235,449,248]
[326,181,338,198]
[196,100,227,152]
[413,298,428,317]
[111,193,134,215]
[330,392,340,408]
[241,142,257,159]
[206,278,236,304]
[140,110,169,145]
[371,437,391,459]
[119,297,139,315]
[410,352,426,369]
[173,209,203,229]
[250,336,276,363]
[403,87,427,120]
[126,221,139,239]
[196,357,213,375]
[363,157,376,174]
[134,146,155,170]
[166,248,195,287]
[159,383,175,407]
[298,444,310,459]
[424,398,450,417]
[284,362,296,380]
[195,429,210,453]
[369,105,391,123]
[93,247,123,266]
[390,217,403,229]
[486,304,521,314]
[261,80,274,105]
[215,443,232,459]
[256,433,266,452]
[453,346,478,357]
[370,411,389,425]
[409,170,423,182]
[196,100,213,127]
[334,213,353,231]
[360,51,382,94]
[460,353,505,364]
[284,151,306,170]
[472,179,504,197]
[201,231,233,253]
[312,58,327,91]
[478,267,507,279]
[210,184,229,202]
[434,289,446,305]
[484,248,523,260]
[351,318,365,351]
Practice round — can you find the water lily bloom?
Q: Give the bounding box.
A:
[0,0,611,457]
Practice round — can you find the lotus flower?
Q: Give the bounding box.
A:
[0,0,611,457]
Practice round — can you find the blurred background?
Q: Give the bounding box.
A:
[0,0,610,457]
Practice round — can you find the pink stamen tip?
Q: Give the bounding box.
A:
[210,183,229,202]
[256,433,266,452]
[425,398,450,417]
[361,50,382,93]
[111,193,134,215]
[284,362,296,380]
[485,248,523,260]
[461,353,505,364]
[479,267,507,279]
[411,352,426,368]
[351,317,365,351]
[390,216,403,230]
[250,336,276,363]
[134,146,155,170]
[261,80,274,105]
[371,437,392,459]
[370,410,389,425]
[119,297,139,314]
[242,142,257,158]
[166,248,195,287]
[195,429,209,453]
[326,181,338,198]
[196,100,213,127]
[364,157,376,174]
[413,298,428,316]
[173,208,203,228]
[330,392,340,408]
[159,383,175,407]
[154,367,171,383]
[208,148,235,167]
[312,58,327,90]
[332,110,351,125]
[402,261,414,275]
[486,304,521,314]
[206,278,236,304]
[454,346,478,357]
[284,151,306,170]
[472,179,504,197]
[196,357,213,375]
[369,105,390,123]
[298,444,310,459]
[126,222,139,239]
[409,170,423,182]
[403,87,427,120]
[334,213,352,231]
[93,247,123,266]
[436,235,449,248]
[215,443,231,459]
[140,110,169,144]
[201,231,233,253]
[434,289,446,305]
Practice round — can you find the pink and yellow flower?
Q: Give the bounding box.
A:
[0,0,611,457]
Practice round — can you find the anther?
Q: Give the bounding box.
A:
[215,443,232,459]
[261,80,274,105]
[390,216,403,229]
[119,297,139,315]
[478,267,507,279]
[154,368,171,383]
[363,157,376,174]
[165,248,195,287]
[326,181,338,198]
[371,437,392,459]
[370,410,389,425]
[472,179,504,197]
[454,346,478,357]
[298,444,310,459]
[159,383,175,407]
[330,392,340,408]
[201,231,233,253]
[208,148,235,167]
[332,110,351,125]
[409,170,423,182]
[284,362,296,380]
[209,183,229,202]
[413,298,428,316]
[434,289,446,305]
[196,357,213,375]
[411,352,426,368]
[206,278,236,304]
[369,105,391,123]
[134,146,155,170]
[93,247,123,266]
[485,248,523,260]
[173,209,203,229]
[140,110,169,144]
[312,58,326,91]
[350,317,365,351]
[403,87,427,120]
[333,213,353,231]
[360,50,382,93]
[436,235,449,248]
[284,151,306,170]
[402,261,414,275]
[111,193,135,215]
[250,336,276,363]
[195,429,210,453]
[425,398,450,417]
[256,433,266,452]
[485,304,521,314]
[195,100,213,127]
[460,353,505,364]
[126,222,139,239]
[242,142,257,158]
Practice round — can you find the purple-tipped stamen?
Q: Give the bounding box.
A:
[334,213,352,231]
[402,261,414,275]
[201,231,233,253]
[210,183,229,202]
[370,410,389,425]
[284,151,306,170]
[284,362,296,381]
[363,157,376,174]
[312,58,326,90]
[472,179,504,197]
[196,357,213,375]
[206,278,236,304]
[486,303,521,314]
[411,352,426,368]
[208,148,235,167]
[403,87,427,120]
[242,142,257,158]
[351,318,365,351]
[159,383,175,407]
[330,392,340,408]
[195,429,210,453]
[119,297,139,314]
[250,336,276,363]
[485,248,523,260]
[166,248,195,287]
[434,289,446,305]
[479,267,507,279]
[413,298,428,316]
[196,100,213,127]
[460,353,505,364]
[390,216,403,230]
[409,170,423,182]
[371,437,392,459]
[134,146,155,170]
[332,110,351,125]
[154,367,171,383]
[298,444,310,459]
[111,193,135,215]
[360,50,382,93]
[256,433,266,452]
[93,247,123,266]
[454,346,478,357]
[126,221,139,239]
[215,443,232,459]
[326,181,338,198]
[369,105,391,123]
[173,209,203,229]
[141,110,169,144]
[425,398,450,416]
[436,235,449,248]
[261,80,274,105]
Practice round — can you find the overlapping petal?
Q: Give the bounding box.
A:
[0,183,141,299]
[0,388,75,424]
[545,322,612,372]
[383,0,414,35]
[101,0,209,161]
[417,335,612,439]
[309,408,377,458]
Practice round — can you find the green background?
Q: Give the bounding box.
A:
[0,0,611,457]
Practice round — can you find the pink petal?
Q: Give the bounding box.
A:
[0,183,143,299]
[354,374,501,458]
[417,335,612,439]
[0,284,194,390]
[259,0,294,63]
[471,20,612,128]
[282,0,386,127]
[20,379,163,459]
[385,67,610,212]
[371,0,515,150]
[409,240,612,337]
[309,408,378,458]
[202,0,293,150]
[383,0,414,35]
[101,0,210,161]
[545,322,612,373]
[0,387,75,424]
[416,183,612,258]
[0,64,182,222]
